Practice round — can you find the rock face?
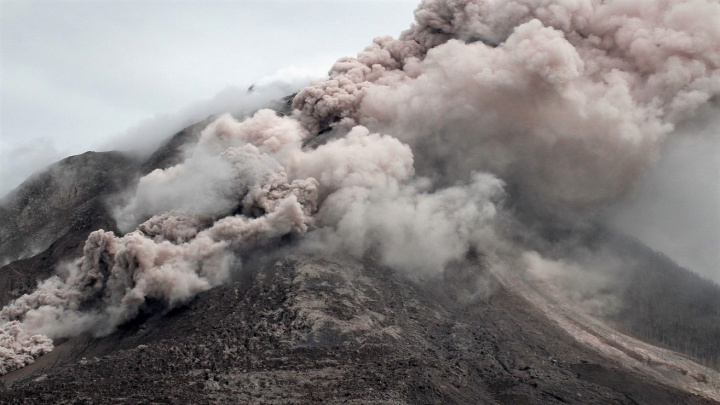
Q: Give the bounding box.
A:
[0,254,715,405]
[0,151,137,306]
[0,122,719,404]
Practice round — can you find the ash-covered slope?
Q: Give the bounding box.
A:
[0,152,137,306]
[0,251,715,405]
[0,152,137,266]
[517,228,720,371]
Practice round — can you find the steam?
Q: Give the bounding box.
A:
[2,0,719,375]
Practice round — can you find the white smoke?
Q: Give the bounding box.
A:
[2,0,719,376]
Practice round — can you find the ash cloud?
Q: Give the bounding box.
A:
[607,106,720,282]
[2,0,720,375]
[0,71,322,200]
[296,0,720,211]
[105,69,325,161]
[0,107,503,374]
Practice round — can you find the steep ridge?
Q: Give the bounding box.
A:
[0,151,137,265]
[139,116,216,175]
[0,151,137,306]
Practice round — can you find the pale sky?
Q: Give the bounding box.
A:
[0,0,419,196]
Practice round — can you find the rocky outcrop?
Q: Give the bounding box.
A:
[0,151,137,306]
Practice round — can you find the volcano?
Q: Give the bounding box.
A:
[2,0,720,403]
[0,104,717,404]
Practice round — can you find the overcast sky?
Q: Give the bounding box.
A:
[0,0,418,196]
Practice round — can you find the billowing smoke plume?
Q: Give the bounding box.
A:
[295,0,720,210]
[2,0,719,375]
[0,106,502,373]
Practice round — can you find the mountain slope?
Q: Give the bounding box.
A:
[0,151,137,306]
[1,253,715,404]
[0,124,718,403]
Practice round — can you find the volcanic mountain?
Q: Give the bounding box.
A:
[2,0,720,403]
[0,105,717,404]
